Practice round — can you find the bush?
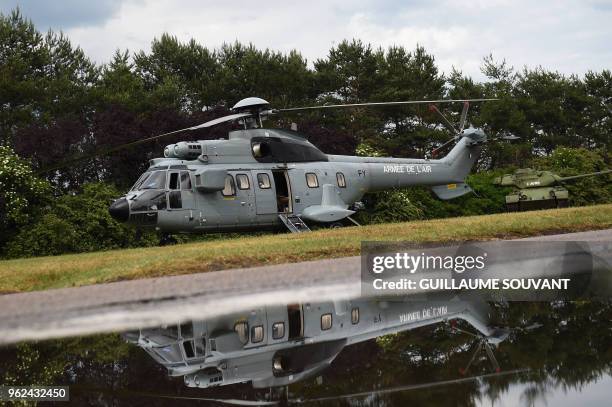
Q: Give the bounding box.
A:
[3,183,157,258]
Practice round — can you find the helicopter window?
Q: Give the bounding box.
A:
[236,174,250,190]
[337,172,346,188]
[180,322,193,338]
[251,325,264,343]
[272,322,285,339]
[257,173,271,189]
[169,172,180,190]
[195,338,205,357]
[222,175,236,196]
[131,172,150,191]
[306,173,319,188]
[234,322,249,345]
[181,171,192,190]
[351,307,359,324]
[141,171,166,190]
[169,191,182,209]
[183,340,195,358]
[131,190,167,212]
[321,314,332,330]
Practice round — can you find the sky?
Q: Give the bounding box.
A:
[1,0,610,80]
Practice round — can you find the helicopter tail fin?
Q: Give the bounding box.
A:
[430,129,486,200]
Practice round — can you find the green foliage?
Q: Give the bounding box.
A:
[0,146,50,247]
[0,8,610,259]
[4,183,157,258]
[355,189,424,224]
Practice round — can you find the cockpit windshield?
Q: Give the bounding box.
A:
[130,172,150,191]
[139,171,167,190]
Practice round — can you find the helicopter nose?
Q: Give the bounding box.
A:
[109,197,130,222]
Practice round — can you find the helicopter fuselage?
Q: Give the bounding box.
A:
[109,128,485,234]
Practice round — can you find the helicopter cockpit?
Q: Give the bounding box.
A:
[109,165,195,225]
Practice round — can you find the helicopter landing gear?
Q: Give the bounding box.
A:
[159,233,177,246]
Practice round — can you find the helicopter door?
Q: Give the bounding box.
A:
[251,170,277,215]
[167,170,195,221]
[272,170,292,213]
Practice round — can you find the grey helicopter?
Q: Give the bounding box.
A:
[123,293,509,391]
[107,97,498,244]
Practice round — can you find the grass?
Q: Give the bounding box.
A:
[0,204,611,294]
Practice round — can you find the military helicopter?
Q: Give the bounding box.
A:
[494,168,612,211]
[106,97,497,244]
[124,294,509,390]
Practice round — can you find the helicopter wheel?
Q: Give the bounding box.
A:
[328,222,344,229]
[159,233,178,246]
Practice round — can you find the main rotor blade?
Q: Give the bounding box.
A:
[458,101,469,132]
[431,137,457,158]
[428,104,458,134]
[38,126,193,174]
[38,114,251,174]
[189,112,252,129]
[278,98,497,112]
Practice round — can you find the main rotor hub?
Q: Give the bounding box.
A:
[232,97,270,113]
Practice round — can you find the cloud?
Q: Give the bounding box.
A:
[0,0,123,29]
[1,0,610,79]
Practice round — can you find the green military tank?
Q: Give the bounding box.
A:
[493,168,612,211]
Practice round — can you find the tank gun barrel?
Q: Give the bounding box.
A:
[557,169,612,182]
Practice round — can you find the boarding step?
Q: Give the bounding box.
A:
[279,214,311,233]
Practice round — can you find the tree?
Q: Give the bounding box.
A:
[0,145,50,251]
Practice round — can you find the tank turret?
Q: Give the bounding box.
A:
[493,168,611,211]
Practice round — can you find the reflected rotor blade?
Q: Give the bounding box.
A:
[296,368,529,404]
[428,104,458,134]
[459,101,469,132]
[278,98,498,112]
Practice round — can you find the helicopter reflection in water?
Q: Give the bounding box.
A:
[123,294,509,390]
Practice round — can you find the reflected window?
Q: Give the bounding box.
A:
[251,325,264,343]
[180,322,193,338]
[141,171,166,190]
[337,172,346,188]
[306,173,319,188]
[236,174,250,190]
[272,322,285,339]
[257,173,271,189]
[183,340,195,358]
[155,343,182,363]
[195,338,205,357]
[181,171,192,190]
[222,175,236,196]
[351,307,359,324]
[321,313,332,330]
[169,172,180,190]
[234,322,249,345]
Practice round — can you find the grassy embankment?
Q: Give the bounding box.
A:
[0,204,611,294]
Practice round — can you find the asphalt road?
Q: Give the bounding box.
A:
[0,229,610,346]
